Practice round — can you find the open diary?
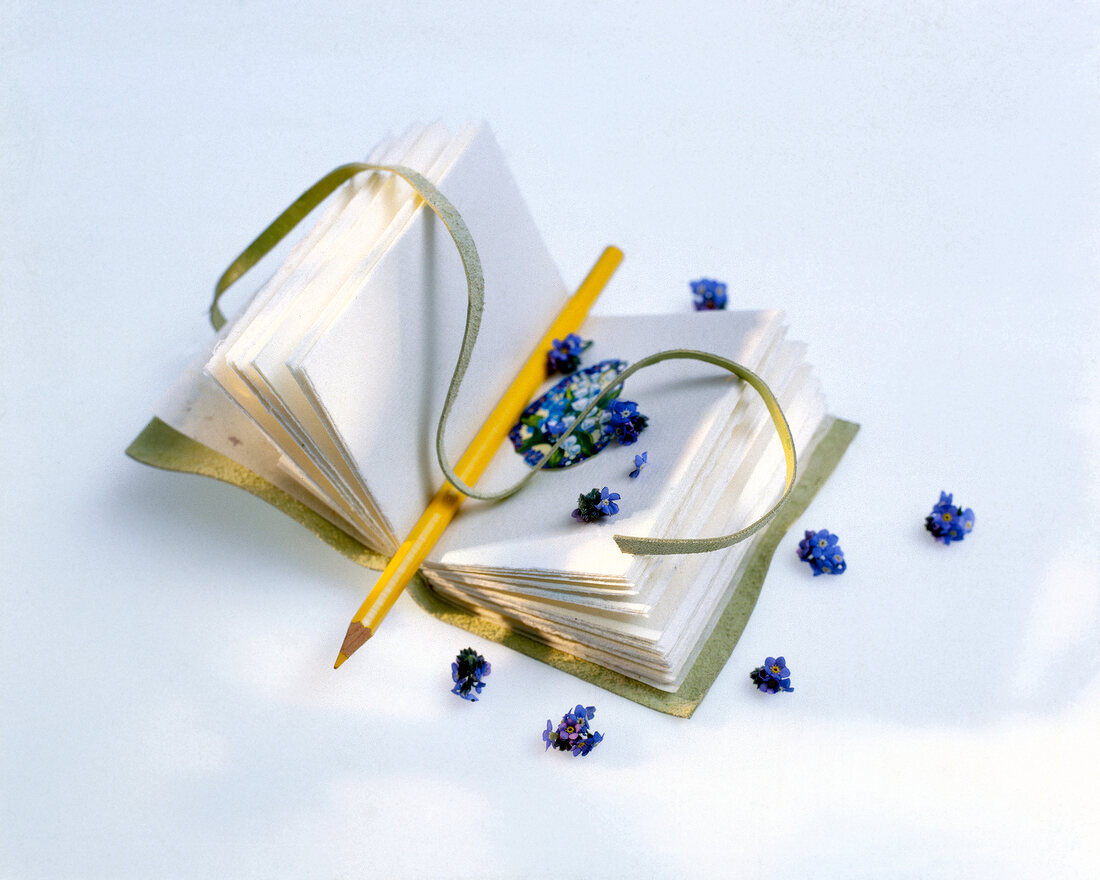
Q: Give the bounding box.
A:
[128,121,857,715]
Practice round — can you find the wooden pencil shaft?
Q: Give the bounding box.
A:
[361,246,619,625]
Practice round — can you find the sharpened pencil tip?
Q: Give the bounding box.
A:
[334,620,372,668]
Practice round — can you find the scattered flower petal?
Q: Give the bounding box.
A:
[629,451,648,478]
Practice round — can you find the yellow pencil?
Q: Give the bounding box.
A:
[334,246,623,668]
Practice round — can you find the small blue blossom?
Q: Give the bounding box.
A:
[573,487,621,522]
[691,278,729,311]
[572,730,604,757]
[607,399,649,446]
[925,491,975,544]
[765,656,790,680]
[797,529,847,576]
[546,333,590,375]
[629,451,648,478]
[608,399,637,423]
[450,647,491,701]
[596,487,621,516]
[543,705,603,757]
[751,656,794,694]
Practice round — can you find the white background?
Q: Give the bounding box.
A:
[2,2,1098,877]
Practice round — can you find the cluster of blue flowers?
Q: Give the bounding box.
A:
[449,653,607,757]
[797,528,847,576]
[608,399,648,445]
[774,493,976,692]
[572,486,621,523]
[543,704,604,756]
[925,491,975,544]
[546,333,590,375]
[690,278,728,311]
[750,656,793,694]
[450,647,491,701]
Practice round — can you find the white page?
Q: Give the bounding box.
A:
[240,124,458,545]
[296,122,570,540]
[243,124,453,424]
[626,318,792,569]
[201,128,419,534]
[219,125,437,529]
[426,310,784,576]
